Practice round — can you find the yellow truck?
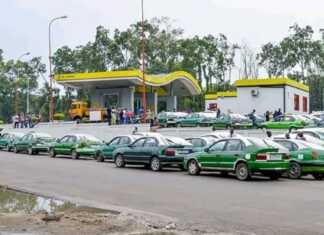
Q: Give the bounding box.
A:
[69,101,106,122]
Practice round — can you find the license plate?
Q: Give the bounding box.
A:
[177,149,190,154]
[270,154,282,161]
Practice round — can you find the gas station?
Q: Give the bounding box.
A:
[54,70,201,115]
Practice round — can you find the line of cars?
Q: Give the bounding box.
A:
[1,128,324,181]
[157,111,324,130]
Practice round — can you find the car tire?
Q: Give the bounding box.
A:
[27,147,34,155]
[49,148,56,158]
[96,152,104,162]
[288,162,302,179]
[188,159,200,175]
[312,173,324,180]
[7,146,12,152]
[13,146,19,154]
[235,162,251,181]
[150,157,162,171]
[71,150,79,160]
[115,154,125,168]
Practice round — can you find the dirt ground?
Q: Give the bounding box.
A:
[0,206,194,235]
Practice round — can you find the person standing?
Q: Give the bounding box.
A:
[119,109,124,125]
[249,109,257,128]
[265,111,270,122]
[107,107,112,126]
[217,108,221,118]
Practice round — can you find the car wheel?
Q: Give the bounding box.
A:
[96,152,104,162]
[188,159,200,175]
[13,146,19,154]
[7,146,12,152]
[150,157,162,171]
[71,150,79,160]
[27,147,34,155]
[312,173,324,180]
[269,172,281,180]
[235,162,251,181]
[49,148,56,158]
[288,162,302,179]
[115,154,125,168]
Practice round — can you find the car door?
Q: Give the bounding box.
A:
[103,137,121,157]
[20,134,31,151]
[55,136,70,154]
[199,140,227,168]
[66,136,77,154]
[124,138,146,162]
[220,139,245,169]
[141,137,159,163]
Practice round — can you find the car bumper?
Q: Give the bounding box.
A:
[160,156,184,165]
[250,161,289,172]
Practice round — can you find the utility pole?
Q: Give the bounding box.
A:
[15,52,30,115]
[48,15,68,122]
[140,0,147,123]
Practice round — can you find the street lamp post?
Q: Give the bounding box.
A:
[140,0,147,123]
[48,15,68,122]
[15,52,30,115]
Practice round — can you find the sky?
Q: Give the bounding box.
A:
[2,0,324,80]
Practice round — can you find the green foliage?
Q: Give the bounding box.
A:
[53,113,65,121]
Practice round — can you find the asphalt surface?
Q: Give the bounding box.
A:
[0,150,324,235]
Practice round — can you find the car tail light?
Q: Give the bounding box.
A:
[312,151,319,160]
[256,154,267,161]
[165,148,175,156]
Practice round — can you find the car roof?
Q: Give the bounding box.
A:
[3,132,24,137]
[201,131,243,139]
[165,136,192,146]
[29,132,52,138]
[186,136,215,144]
[301,128,324,132]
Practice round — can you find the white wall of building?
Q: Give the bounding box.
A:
[236,87,284,115]
[205,86,309,115]
[205,97,238,113]
[285,86,309,114]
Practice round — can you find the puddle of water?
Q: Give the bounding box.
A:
[0,186,119,215]
[0,186,76,214]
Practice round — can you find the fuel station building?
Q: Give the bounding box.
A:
[205,78,310,114]
[54,70,201,114]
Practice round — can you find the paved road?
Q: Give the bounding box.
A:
[0,152,323,235]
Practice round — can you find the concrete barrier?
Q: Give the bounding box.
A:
[1,122,150,141]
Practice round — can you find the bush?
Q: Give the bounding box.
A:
[0,120,3,125]
[53,113,65,121]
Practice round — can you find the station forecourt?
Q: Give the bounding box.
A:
[54,70,202,115]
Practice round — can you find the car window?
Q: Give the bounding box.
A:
[209,140,227,152]
[69,136,77,143]
[119,137,131,145]
[132,138,146,147]
[144,138,158,147]
[284,116,295,122]
[225,139,243,151]
[189,138,205,147]
[60,136,70,143]
[275,140,297,151]
[1,134,9,139]
[109,137,120,145]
